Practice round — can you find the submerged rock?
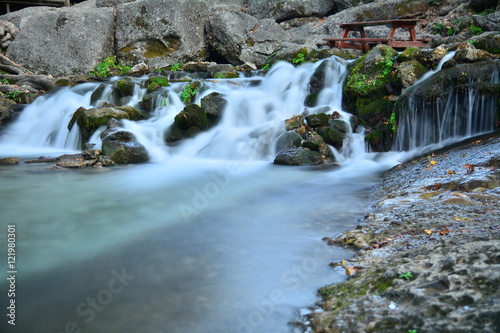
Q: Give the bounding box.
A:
[55,150,115,168]
[0,157,19,164]
[101,131,149,164]
[275,130,302,152]
[273,148,324,166]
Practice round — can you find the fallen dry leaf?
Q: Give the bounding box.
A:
[345,266,361,276]
[447,170,456,175]
[439,227,451,236]
[424,229,433,235]
[463,164,475,174]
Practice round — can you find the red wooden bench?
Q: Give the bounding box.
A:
[324,19,431,53]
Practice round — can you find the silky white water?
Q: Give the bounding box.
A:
[0,56,461,333]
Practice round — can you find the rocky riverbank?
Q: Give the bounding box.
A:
[303,133,500,332]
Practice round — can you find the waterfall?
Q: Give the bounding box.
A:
[0,57,360,164]
[393,59,499,151]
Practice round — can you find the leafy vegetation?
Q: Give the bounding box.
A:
[399,271,414,280]
[180,82,200,103]
[292,49,307,66]
[170,61,183,72]
[90,56,131,77]
[389,111,397,132]
[0,91,33,103]
[262,51,278,71]
[469,25,483,36]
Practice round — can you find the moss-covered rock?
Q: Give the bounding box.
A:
[396,60,428,88]
[468,32,500,55]
[0,97,15,128]
[397,47,419,62]
[413,45,448,69]
[214,71,239,79]
[316,126,346,150]
[345,45,398,99]
[305,113,329,127]
[302,131,325,151]
[174,104,210,130]
[69,105,144,146]
[145,75,169,92]
[101,131,149,164]
[285,114,304,131]
[454,42,499,63]
[355,97,394,128]
[165,103,212,144]
[116,78,135,97]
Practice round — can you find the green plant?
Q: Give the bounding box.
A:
[469,25,483,35]
[1,90,27,103]
[0,79,11,84]
[477,8,495,16]
[180,83,199,103]
[292,49,307,66]
[399,271,413,280]
[170,61,183,72]
[389,111,397,132]
[408,330,418,333]
[90,56,131,77]
[262,51,278,71]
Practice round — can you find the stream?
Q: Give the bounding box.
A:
[0,55,495,332]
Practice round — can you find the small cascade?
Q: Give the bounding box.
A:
[0,83,99,152]
[0,56,361,164]
[393,58,499,151]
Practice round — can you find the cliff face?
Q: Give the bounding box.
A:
[0,0,497,75]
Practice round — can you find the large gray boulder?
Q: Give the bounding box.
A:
[115,0,209,69]
[206,6,290,66]
[246,0,336,21]
[324,0,431,39]
[5,7,114,76]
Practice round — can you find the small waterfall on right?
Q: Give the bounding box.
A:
[393,59,499,151]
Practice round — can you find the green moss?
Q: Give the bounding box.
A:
[292,48,308,66]
[116,78,135,97]
[90,56,130,77]
[397,48,419,62]
[214,71,239,79]
[355,97,394,127]
[146,76,170,92]
[180,81,201,104]
[345,49,396,98]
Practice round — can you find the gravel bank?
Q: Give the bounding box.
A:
[307,133,500,333]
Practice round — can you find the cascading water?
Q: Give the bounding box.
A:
[0,58,358,165]
[394,54,499,151]
[8,53,491,333]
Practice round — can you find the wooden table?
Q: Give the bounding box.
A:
[324,19,430,53]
